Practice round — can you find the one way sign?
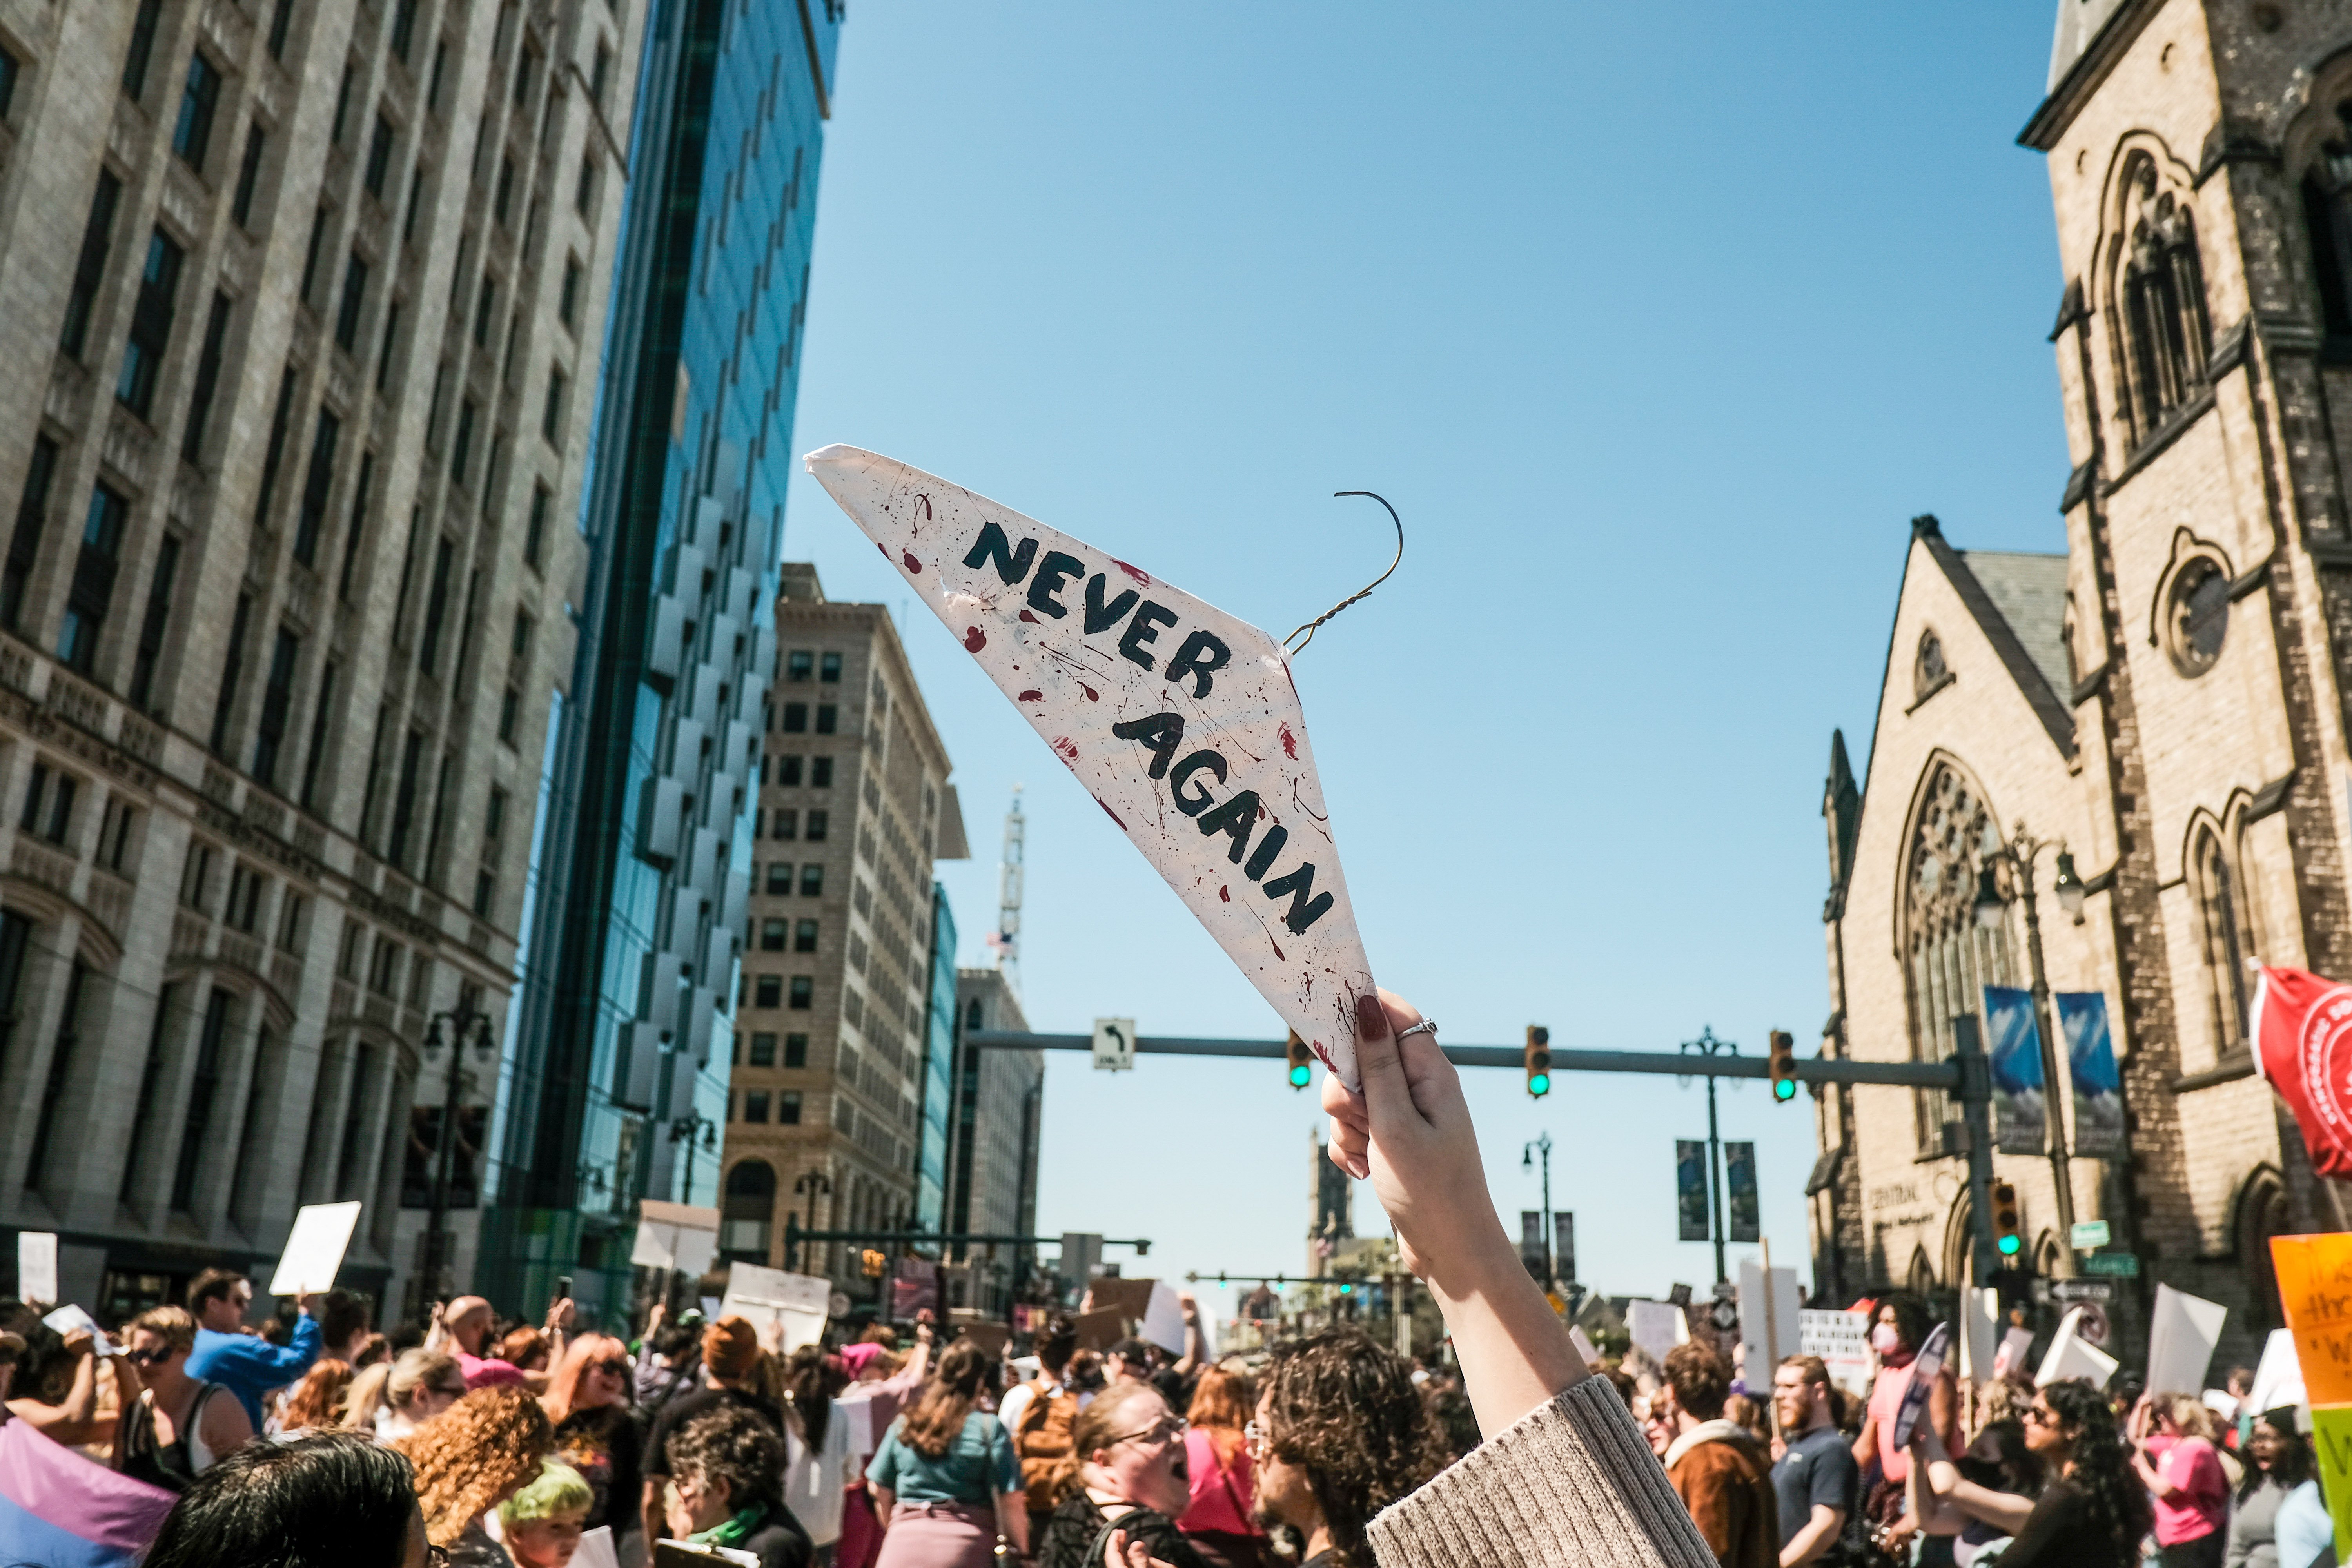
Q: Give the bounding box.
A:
[1093,1018,1136,1073]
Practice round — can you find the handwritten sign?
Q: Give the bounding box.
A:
[1799,1308,1871,1397]
[805,446,1376,1087]
[2315,1405,2352,1560]
[268,1202,361,1296]
[2272,1234,2352,1405]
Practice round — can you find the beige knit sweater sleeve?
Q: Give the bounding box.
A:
[1367,1378,1719,1568]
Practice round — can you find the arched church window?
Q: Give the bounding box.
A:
[2165,556,2229,677]
[2301,106,2352,339]
[2194,827,2252,1049]
[1903,761,2016,1155]
[1915,631,1949,701]
[2116,162,2211,441]
[2237,1166,2290,1329]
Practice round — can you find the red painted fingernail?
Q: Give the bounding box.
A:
[1357,993,1387,1039]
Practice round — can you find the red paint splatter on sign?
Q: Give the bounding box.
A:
[1219,885,1230,902]
[902,552,923,574]
[1113,559,1151,586]
[963,626,985,652]
[1019,610,1039,624]
[1270,936,1286,960]
[877,542,890,559]
[1017,689,1043,702]
[1051,735,1079,763]
[1278,723,1298,760]
[1081,684,1099,702]
[1097,798,1124,828]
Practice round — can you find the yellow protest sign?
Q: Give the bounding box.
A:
[2312,1406,2352,1561]
[2271,1234,2352,1406]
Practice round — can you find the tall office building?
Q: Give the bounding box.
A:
[947,965,1042,1315]
[482,0,842,1321]
[715,563,968,1305]
[0,0,641,1314]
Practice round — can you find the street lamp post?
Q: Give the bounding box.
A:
[668,1113,718,1205]
[1681,1027,1739,1286]
[1522,1131,1555,1292]
[795,1168,833,1277]
[419,1001,500,1309]
[1973,821,2087,1276]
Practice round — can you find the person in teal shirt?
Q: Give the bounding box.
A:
[866,1342,1025,1565]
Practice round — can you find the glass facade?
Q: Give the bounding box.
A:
[479,0,840,1327]
[916,884,958,1231]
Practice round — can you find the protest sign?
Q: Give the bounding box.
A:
[1570,1325,1602,1368]
[1143,1282,1188,1356]
[2249,1328,2306,1416]
[2145,1283,2228,1399]
[1891,1322,1949,1449]
[1628,1299,1687,1364]
[40,1304,117,1357]
[1799,1308,1871,1397]
[2037,1307,2118,1390]
[1983,987,2049,1156]
[2317,1406,2352,1562]
[2056,991,2127,1157]
[15,1232,55,1307]
[1736,1261,1800,1391]
[2252,969,2352,1176]
[719,1263,831,1353]
[574,1528,621,1568]
[2271,1233,2352,1406]
[1992,1326,2034,1381]
[631,1200,720,1279]
[267,1202,361,1296]
[1958,1287,1998,1386]
[805,446,1376,1085]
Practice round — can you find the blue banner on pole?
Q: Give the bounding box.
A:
[1983,985,2047,1156]
[1676,1140,1710,1243]
[1725,1142,1759,1244]
[2056,991,2126,1158]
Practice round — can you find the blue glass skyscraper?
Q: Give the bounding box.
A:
[479,0,841,1322]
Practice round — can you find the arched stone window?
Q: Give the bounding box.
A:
[1903,759,2017,1154]
[2115,158,2211,443]
[2301,105,2352,338]
[1915,631,1949,703]
[2194,826,2253,1050]
[2237,1166,2290,1329]
[720,1157,776,1264]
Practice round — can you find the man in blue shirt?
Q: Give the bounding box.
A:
[183,1267,321,1430]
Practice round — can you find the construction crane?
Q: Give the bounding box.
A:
[985,787,1025,998]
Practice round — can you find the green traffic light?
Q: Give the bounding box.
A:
[1289,1063,1312,1088]
[1338,1283,1353,1294]
[1773,1079,1797,1102]
[1528,1073,1550,1097]
[1997,1234,2021,1256]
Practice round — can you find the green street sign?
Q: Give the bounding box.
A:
[2070,1220,2111,1250]
[2080,1251,2140,1278]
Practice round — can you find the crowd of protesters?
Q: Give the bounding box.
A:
[0,991,2337,1567]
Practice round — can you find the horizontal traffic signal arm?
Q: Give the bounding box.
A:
[964,1030,1962,1088]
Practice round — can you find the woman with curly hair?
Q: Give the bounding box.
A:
[392,1383,555,1564]
[539,1332,641,1541]
[1916,1378,2148,1568]
[1177,1364,1266,1568]
[664,1402,813,1567]
[1250,1330,1447,1568]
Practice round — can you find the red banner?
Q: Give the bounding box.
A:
[2252,966,2352,1176]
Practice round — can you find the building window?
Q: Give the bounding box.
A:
[20,762,75,845]
[1900,759,2015,1156]
[779,1092,802,1125]
[799,864,823,897]
[744,1092,770,1124]
[575,154,599,216]
[805,810,828,842]
[811,757,833,788]
[391,0,419,61]
[292,408,341,568]
[782,702,807,733]
[61,170,123,360]
[789,976,814,1010]
[182,842,214,911]
[2195,826,2253,1051]
[209,592,252,756]
[251,626,301,788]
[3,434,58,630]
[2165,556,2229,677]
[542,365,567,443]
[788,650,813,682]
[2115,160,2211,444]
[1914,630,1948,702]
[2303,111,2352,339]
[182,292,235,464]
[815,705,837,735]
[755,975,781,1009]
[524,483,550,571]
[784,1033,808,1068]
[794,919,818,953]
[749,1031,777,1067]
[0,42,21,121]
[174,52,224,170]
[299,204,331,306]
[116,230,186,420]
[365,115,397,199]
[123,0,163,99]
[58,482,129,672]
[494,154,516,228]
[772,809,798,841]
[590,40,612,108]
[336,254,370,352]
[820,651,842,682]
[232,125,267,229]
[760,918,788,952]
[776,755,804,786]
[100,800,134,871]
[269,0,295,57]
[128,534,182,711]
[765,862,791,895]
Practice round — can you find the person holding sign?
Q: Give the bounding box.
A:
[1848,1297,1958,1555]
[2129,1395,2230,1568]
[184,1268,323,1432]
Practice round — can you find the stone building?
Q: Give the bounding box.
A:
[946,963,1043,1315]
[717,563,969,1304]
[1810,0,2352,1370]
[0,0,638,1316]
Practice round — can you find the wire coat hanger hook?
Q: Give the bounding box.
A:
[1285,491,1404,654]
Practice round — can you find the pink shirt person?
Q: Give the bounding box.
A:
[2143,1432,2227,1544]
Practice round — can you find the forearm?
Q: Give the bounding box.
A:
[1424,1225,1584,1436]
[996,1494,1028,1553]
[871,1485,895,1528]
[1781,1509,1842,1567]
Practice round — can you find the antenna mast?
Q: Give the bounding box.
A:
[989,787,1025,996]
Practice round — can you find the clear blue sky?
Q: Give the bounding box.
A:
[779,3,2072,1316]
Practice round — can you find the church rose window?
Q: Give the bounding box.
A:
[1903,760,2016,1155]
[2166,557,2228,677]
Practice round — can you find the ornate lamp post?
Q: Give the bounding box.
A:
[1680,1027,1740,1286]
[668,1112,718,1205]
[419,1002,499,1307]
[1522,1131,1555,1291]
[795,1168,833,1276]
[1972,821,2088,1273]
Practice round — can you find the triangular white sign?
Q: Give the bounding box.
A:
[805,445,1376,1087]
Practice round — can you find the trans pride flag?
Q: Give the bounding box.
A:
[0,1415,174,1566]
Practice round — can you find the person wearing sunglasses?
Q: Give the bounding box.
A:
[112,1304,254,1493]
[1035,1381,1205,1568]
[539,1333,642,1545]
[1913,1379,2150,1568]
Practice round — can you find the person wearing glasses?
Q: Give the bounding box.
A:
[1034,1381,1205,1568]
[184,1267,324,1433]
[112,1304,253,1492]
[1911,1379,2152,1568]
[539,1333,642,1544]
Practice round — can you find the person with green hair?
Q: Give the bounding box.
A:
[496,1458,595,1568]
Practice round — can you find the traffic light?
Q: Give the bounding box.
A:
[1769,1030,1798,1103]
[1286,1031,1314,1090]
[1990,1181,2024,1259]
[1524,1025,1551,1098]
[860,1248,887,1278]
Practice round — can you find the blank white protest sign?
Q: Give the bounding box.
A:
[269,1203,362,1295]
